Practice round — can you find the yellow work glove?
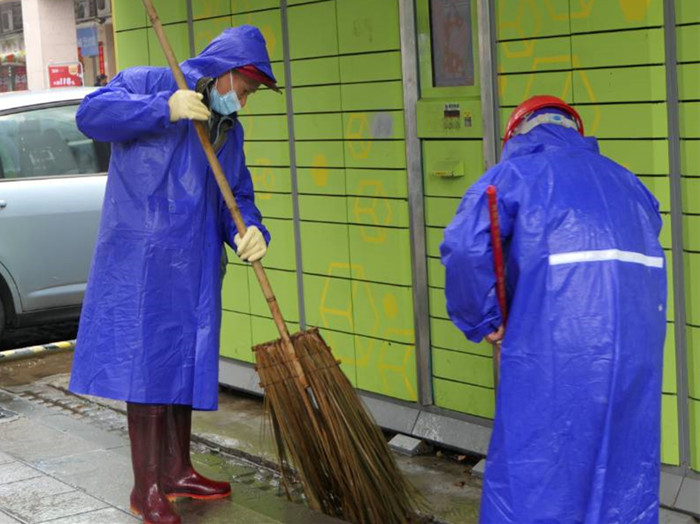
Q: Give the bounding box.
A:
[168,89,211,122]
[234,226,267,262]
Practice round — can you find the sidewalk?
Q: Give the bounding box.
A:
[0,353,696,524]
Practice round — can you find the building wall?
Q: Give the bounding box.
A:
[111,0,698,471]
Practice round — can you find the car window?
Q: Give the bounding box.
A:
[0,104,110,180]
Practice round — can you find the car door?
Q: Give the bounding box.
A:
[0,102,109,313]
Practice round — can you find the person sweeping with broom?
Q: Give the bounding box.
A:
[441,95,666,524]
[68,26,279,524]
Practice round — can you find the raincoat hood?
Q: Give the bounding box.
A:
[181,25,276,86]
[502,124,599,161]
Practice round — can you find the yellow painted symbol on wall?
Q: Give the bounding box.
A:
[498,0,539,57]
[250,158,274,200]
[567,0,595,20]
[353,181,393,243]
[260,25,276,57]
[345,114,372,160]
[619,0,653,21]
[378,333,417,401]
[311,154,329,187]
[383,293,399,319]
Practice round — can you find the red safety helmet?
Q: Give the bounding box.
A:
[236,64,281,93]
[503,95,584,147]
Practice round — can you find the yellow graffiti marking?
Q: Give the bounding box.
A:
[345,114,373,160]
[619,0,652,21]
[311,154,329,187]
[353,181,393,243]
[250,158,274,200]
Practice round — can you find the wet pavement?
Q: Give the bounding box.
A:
[0,350,695,524]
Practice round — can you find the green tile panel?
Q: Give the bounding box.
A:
[339,52,402,84]
[152,0,188,24]
[692,399,700,470]
[428,257,444,289]
[251,317,299,347]
[222,263,251,314]
[677,0,700,24]
[346,169,408,199]
[299,222,351,276]
[433,348,494,389]
[194,17,233,55]
[220,310,254,362]
[342,111,405,140]
[638,176,670,212]
[113,0,148,31]
[681,140,700,175]
[244,141,290,166]
[232,9,284,63]
[297,167,346,195]
[341,81,404,112]
[255,193,293,220]
[299,195,348,223]
[685,216,700,251]
[260,218,296,271]
[573,104,668,139]
[423,140,485,197]
[570,0,663,33]
[231,0,279,13]
[499,70,573,108]
[344,140,406,170]
[497,0,571,40]
[663,326,677,395]
[355,336,417,402]
[434,378,494,420]
[348,226,412,285]
[430,317,493,358]
[662,394,680,466]
[239,115,288,141]
[597,140,669,175]
[249,166,291,193]
[115,30,149,70]
[681,102,700,138]
[498,37,572,74]
[688,326,700,398]
[336,0,400,55]
[429,286,449,320]
[677,24,700,63]
[352,282,414,344]
[304,274,354,333]
[239,89,287,115]
[290,57,340,87]
[249,268,299,321]
[193,0,230,20]
[295,141,345,169]
[426,226,443,258]
[287,1,338,60]
[572,29,664,69]
[686,254,700,327]
[292,85,342,113]
[148,24,191,65]
[683,178,700,212]
[572,66,666,104]
[425,197,461,228]
[347,196,408,228]
[678,64,700,101]
[294,113,343,140]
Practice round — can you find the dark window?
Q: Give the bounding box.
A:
[430,0,475,87]
[0,104,110,179]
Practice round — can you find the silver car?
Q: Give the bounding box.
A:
[0,88,109,342]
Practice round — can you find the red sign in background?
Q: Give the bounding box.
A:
[98,42,105,75]
[48,64,83,88]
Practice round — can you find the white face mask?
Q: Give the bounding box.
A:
[210,72,242,115]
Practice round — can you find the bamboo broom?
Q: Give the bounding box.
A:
[141,1,421,521]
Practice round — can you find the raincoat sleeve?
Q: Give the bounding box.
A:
[221,121,271,250]
[76,68,174,143]
[440,169,516,343]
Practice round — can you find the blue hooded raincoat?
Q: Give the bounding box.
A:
[441,124,666,524]
[69,26,274,411]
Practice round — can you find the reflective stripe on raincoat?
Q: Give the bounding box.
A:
[441,125,666,524]
[69,26,274,410]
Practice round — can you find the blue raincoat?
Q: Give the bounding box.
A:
[441,125,666,524]
[69,26,274,411]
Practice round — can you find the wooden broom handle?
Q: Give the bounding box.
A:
[141,0,293,350]
[486,185,508,325]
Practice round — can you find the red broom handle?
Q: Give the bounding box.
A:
[486,185,508,325]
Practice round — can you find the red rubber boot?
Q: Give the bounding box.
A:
[127,403,181,524]
[161,404,232,501]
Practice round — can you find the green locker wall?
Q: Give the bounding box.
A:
[677,0,700,471]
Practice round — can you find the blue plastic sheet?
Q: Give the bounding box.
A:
[69,27,273,410]
[441,125,667,524]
